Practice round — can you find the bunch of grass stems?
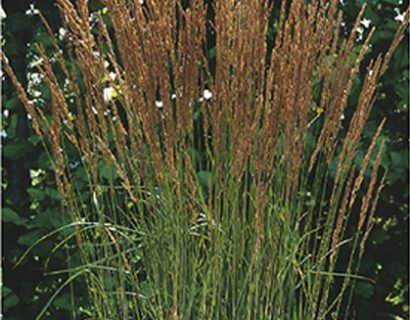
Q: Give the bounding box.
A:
[3,0,409,319]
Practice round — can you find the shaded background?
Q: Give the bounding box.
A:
[2,0,408,319]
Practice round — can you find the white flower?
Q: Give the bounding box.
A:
[109,72,116,80]
[395,9,405,22]
[25,4,39,16]
[30,57,44,68]
[32,90,42,98]
[0,5,6,20]
[30,72,43,84]
[103,87,114,104]
[171,93,177,100]
[59,28,67,40]
[360,18,371,29]
[203,89,212,100]
[356,26,364,35]
[0,130,7,138]
[155,100,164,108]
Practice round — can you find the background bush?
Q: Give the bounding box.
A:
[2,1,408,319]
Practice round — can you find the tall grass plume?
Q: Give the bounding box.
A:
[3,0,409,318]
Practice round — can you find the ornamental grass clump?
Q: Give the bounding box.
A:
[3,0,409,318]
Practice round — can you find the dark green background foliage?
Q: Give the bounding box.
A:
[2,1,408,319]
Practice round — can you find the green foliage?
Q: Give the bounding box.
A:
[2,2,89,319]
[342,1,409,318]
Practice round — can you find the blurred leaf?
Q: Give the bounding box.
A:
[208,47,216,59]
[390,151,407,168]
[356,281,375,298]
[31,209,66,229]
[3,293,20,309]
[364,7,381,25]
[2,207,27,226]
[359,256,375,273]
[395,82,408,101]
[2,286,12,297]
[99,161,118,182]
[389,263,407,279]
[8,13,31,32]
[36,151,53,170]
[27,187,46,201]
[373,30,396,44]
[45,187,61,201]
[370,229,390,244]
[28,135,41,145]
[3,140,33,160]
[38,84,52,101]
[17,230,41,246]
[196,171,211,189]
[53,293,72,310]
[4,97,20,110]
[33,32,53,49]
